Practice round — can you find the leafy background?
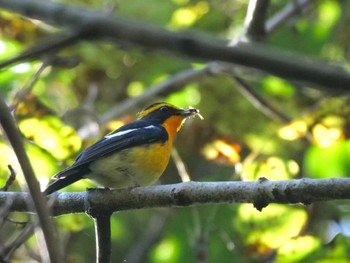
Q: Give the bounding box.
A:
[1,0,350,262]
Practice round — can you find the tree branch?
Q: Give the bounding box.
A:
[0,223,36,261]
[227,0,295,124]
[0,31,84,69]
[243,0,270,41]
[92,214,112,263]
[100,66,213,122]
[0,0,349,90]
[2,178,350,215]
[266,0,312,33]
[232,75,291,123]
[86,195,113,263]
[0,96,63,263]
[100,1,313,124]
[0,165,17,191]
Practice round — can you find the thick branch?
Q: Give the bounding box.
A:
[0,0,349,90]
[2,179,350,215]
[100,1,313,124]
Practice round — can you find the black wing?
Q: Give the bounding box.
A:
[55,120,167,178]
[44,121,167,195]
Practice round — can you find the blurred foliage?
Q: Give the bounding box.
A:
[1,0,350,262]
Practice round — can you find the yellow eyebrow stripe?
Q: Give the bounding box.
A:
[137,102,178,119]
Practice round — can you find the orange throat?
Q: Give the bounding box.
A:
[162,115,187,143]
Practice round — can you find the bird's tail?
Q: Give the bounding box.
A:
[43,170,83,195]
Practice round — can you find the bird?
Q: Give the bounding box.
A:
[44,102,201,195]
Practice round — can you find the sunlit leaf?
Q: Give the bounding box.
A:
[242,156,298,181]
[25,142,59,186]
[166,84,201,107]
[262,76,295,98]
[0,39,22,60]
[278,120,308,141]
[19,116,82,160]
[151,236,180,263]
[318,1,341,31]
[15,94,56,119]
[55,214,90,232]
[244,134,278,155]
[236,204,309,257]
[127,81,145,97]
[202,138,241,165]
[277,235,320,262]
[304,140,350,178]
[312,115,345,147]
[0,139,59,190]
[168,2,209,28]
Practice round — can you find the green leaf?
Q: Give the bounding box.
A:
[19,116,82,160]
[303,141,350,178]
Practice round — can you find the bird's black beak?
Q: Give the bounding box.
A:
[178,108,200,117]
[178,108,203,119]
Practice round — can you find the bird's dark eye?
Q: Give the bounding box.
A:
[159,106,168,112]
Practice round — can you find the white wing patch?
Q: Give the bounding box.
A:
[104,125,156,140]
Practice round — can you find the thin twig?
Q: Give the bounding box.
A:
[100,66,212,122]
[0,96,63,263]
[266,0,312,33]
[171,148,191,182]
[0,165,17,192]
[227,0,311,123]
[10,55,80,112]
[1,223,36,262]
[10,61,49,111]
[207,62,292,123]
[233,76,291,123]
[0,31,85,70]
[196,230,209,263]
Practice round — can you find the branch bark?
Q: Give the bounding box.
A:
[92,214,112,263]
[243,0,270,41]
[0,0,349,90]
[2,178,350,215]
[99,1,313,124]
[0,96,63,262]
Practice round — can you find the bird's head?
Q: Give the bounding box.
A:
[138,102,201,136]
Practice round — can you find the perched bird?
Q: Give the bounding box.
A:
[44,102,201,195]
